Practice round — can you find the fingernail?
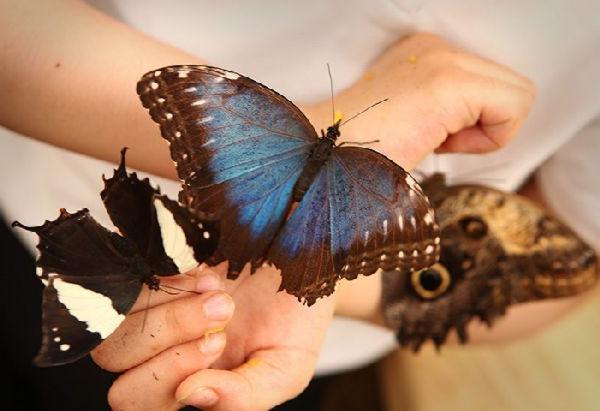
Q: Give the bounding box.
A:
[178,386,219,407]
[199,331,225,354]
[203,293,234,321]
[196,273,223,292]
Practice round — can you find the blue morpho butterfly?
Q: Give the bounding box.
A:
[137,65,441,305]
[12,149,219,366]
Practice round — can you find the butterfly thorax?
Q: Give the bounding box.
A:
[292,123,340,202]
[144,275,161,291]
[128,254,160,290]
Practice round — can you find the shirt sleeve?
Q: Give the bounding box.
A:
[537,116,600,251]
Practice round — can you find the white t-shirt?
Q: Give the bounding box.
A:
[1,0,599,375]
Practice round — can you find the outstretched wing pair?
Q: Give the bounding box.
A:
[13,150,218,366]
[137,65,440,305]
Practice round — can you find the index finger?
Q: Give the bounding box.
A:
[130,267,224,313]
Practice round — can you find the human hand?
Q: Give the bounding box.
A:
[304,32,536,170]
[302,31,536,323]
[92,266,334,411]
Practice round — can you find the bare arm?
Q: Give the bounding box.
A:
[0,0,202,179]
[1,4,534,179]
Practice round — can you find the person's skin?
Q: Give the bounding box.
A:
[92,264,335,411]
[6,0,583,410]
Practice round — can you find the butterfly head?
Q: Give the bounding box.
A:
[323,120,342,143]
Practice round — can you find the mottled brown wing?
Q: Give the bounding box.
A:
[383,175,597,350]
[437,183,597,301]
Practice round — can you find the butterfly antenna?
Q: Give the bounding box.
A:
[140,290,152,333]
[340,99,389,126]
[160,284,201,295]
[327,63,335,124]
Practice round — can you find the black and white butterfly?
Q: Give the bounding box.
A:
[12,149,218,366]
[137,65,440,305]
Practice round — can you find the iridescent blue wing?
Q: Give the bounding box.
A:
[269,147,440,305]
[137,65,316,277]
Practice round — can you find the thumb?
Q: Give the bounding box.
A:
[175,348,317,411]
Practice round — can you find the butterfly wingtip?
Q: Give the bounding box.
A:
[32,357,54,368]
[117,147,129,174]
[32,349,63,368]
[11,220,29,230]
[301,296,317,307]
[32,352,83,368]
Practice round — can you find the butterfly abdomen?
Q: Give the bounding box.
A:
[292,139,335,202]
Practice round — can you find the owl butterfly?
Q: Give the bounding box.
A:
[137,65,440,305]
[12,149,218,366]
[382,172,598,350]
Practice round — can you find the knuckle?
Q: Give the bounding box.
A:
[164,304,188,341]
[426,65,464,91]
[419,44,460,69]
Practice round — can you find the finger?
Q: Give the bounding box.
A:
[176,348,318,411]
[130,269,224,313]
[472,79,533,148]
[436,75,534,153]
[107,331,226,411]
[92,290,234,372]
[435,124,503,153]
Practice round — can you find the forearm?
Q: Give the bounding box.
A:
[0,0,203,178]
